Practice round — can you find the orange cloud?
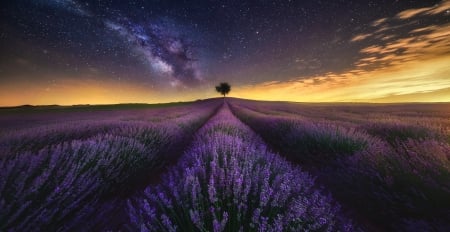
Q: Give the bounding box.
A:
[396,0,450,19]
[396,7,431,19]
[351,33,372,42]
[233,55,450,102]
[232,1,450,103]
[410,26,438,34]
[371,18,388,27]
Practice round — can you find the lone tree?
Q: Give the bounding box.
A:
[215,82,231,98]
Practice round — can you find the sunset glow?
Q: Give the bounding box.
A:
[1,0,449,105]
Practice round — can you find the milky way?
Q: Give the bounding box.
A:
[36,0,205,87]
[105,18,202,87]
[0,0,449,105]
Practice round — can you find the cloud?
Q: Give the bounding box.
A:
[356,23,450,70]
[233,0,450,102]
[396,7,431,19]
[234,55,450,102]
[351,33,372,42]
[371,87,450,102]
[396,0,450,19]
[371,18,388,27]
[409,26,439,34]
[349,0,450,74]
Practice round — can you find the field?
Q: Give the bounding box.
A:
[1,98,449,231]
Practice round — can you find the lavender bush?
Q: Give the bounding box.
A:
[229,104,371,165]
[0,99,221,155]
[0,135,149,231]
[0,99,222,231]
[128,104,355,231]
[229,98,450,231]
[360,122,441,145]
[2,97,447,231]
[338,139,450,230]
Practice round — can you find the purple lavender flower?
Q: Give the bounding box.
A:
[0,99,222,231]
[128,103,355,231]
[228,98,450,231]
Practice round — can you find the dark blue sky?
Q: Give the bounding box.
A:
[0,0,448,105]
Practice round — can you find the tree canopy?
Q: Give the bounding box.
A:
[215,82,231,97]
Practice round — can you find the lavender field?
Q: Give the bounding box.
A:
[1,98,449,231]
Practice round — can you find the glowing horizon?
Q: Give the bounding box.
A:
[1,1,449,106]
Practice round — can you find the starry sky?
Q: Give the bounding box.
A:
[0,0,449,106]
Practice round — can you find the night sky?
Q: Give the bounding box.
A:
[1,0,449,106]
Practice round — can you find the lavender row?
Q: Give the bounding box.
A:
[128,104,356,231]
[229,100,450,231]
[0,99,221,155]
[229,104,373,165]
[229,98,449,145]
[340,139,450,230]
[0,99,222,231]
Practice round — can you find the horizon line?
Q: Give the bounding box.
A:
[1,97,449,108]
